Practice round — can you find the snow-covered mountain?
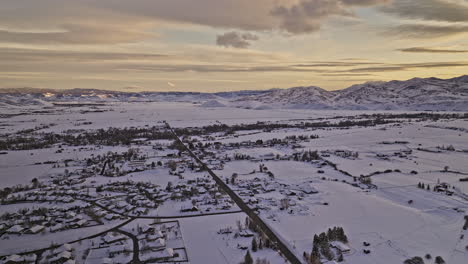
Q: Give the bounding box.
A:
[1,75,467,111]
[0,88,270,107]
[233,75,468,111]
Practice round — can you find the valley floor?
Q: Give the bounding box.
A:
[0,102,467,264]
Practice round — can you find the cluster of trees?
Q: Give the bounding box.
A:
[285,135,319,140]
[2,112,464,151]
[234,153,251,160]
[240,217,273,264]
[404,255,445,264]
[361,112,465,121]
[305,227,348,264]
[241,250,271,264]
[293,150,320,162]
[417,182,431,191]
[438,145,455,151]
[360,176,372,185]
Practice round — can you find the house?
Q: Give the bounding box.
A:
[4,254,22,264]
[104,214,117,220]
[102,258,113,264]
[160,248,175,259]
[218,227,233,234]
[262,184,276,192]
[141,224,154,233]
[6,225,24,234]
[22,254,37,263]
[52,244,73,256]
[107,245,129,254]
[239,230,254,237]
[147,231,164,241]
[102,234,126,244]
[298,185,318,194]
[50,223,64,232]
[147,238,166,250]
[28,225,45,234]
[330,241,351,253]
[49,250,72,263]
[180,205,199,212]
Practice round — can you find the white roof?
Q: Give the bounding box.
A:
[330,241,350,251]
[5,254,22,262]
[29,225,45,233]
[102,257,113,264]
[7,225,24,233]
[161,248,174,258]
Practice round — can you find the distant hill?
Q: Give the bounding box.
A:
[1,75,467,111]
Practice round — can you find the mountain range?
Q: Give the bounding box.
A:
[1,75,467,111]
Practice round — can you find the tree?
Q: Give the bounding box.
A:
[31,178,39,188]
[252,238,258,252]
[310,244,321,264]
[244,250,253,264]
[168,160,177,171]
[166,181,173,192]
[434,256,445,264]
[337,251,344,262]
[403,256,424,264]
[231,173,238,185]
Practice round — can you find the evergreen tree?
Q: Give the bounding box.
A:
[252,238,258,252]
[434,256,445,264]
[244,250,253,264]
[310,244,321,264]
[337,252,344,262]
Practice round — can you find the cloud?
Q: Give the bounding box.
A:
[216,31,259,48]
[0,48,168,62]
[293,61,381,67]
[397,47,468,53]
[0,0,394,46]
[348,61,468,72]
[0,24,154,45]
[342,0,392,6]
[114,59,468,74]
[270,0,351,34]
[115,64,331,73]
[124,85,144,90]
[270,0,391,34]
[387,24,468,38]
[380,0,468,23]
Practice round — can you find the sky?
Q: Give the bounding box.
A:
[1,0,468,92]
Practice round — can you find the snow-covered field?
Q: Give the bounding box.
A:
[0,102,467,264]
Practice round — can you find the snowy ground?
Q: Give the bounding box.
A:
[0,102,467,264]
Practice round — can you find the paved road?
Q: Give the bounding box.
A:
[165,121,303,264]
[115,229,141,264]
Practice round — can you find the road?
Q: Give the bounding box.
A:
[165,121,303,264]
